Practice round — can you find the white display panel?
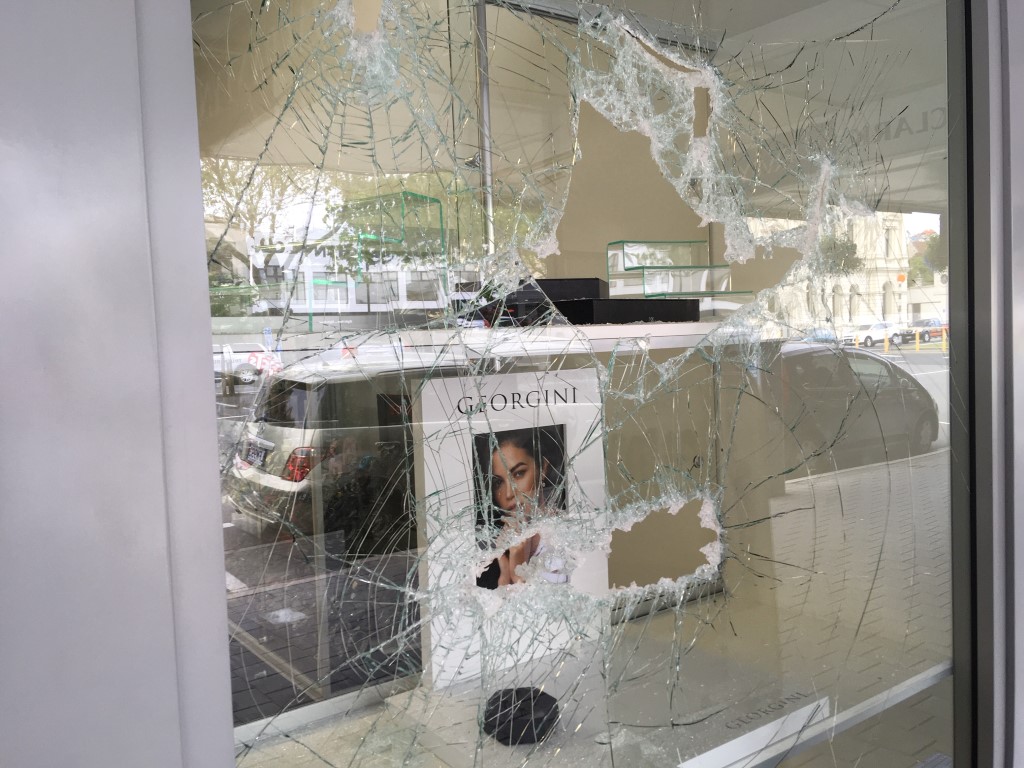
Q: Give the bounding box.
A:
[419,369,608,687]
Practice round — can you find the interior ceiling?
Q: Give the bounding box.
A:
[615,0,844,37]
[657,0,915,39]
[192,0,949,214]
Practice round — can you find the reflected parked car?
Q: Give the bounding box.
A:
[840,322,902,348]
[213,342,283,384]
[227,367,416,551]
[802,327,839,344]
[226,337,474,544]
[766,342,939,470]
[900,317,948,343]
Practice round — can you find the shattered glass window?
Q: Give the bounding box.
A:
[194,0,955,764]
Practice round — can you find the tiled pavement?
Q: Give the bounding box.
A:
[227,542,421,726]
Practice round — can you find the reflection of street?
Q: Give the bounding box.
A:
[224,531,421,725]
[215,381,258,420]
[217,384,421,726]
[215,384,258,469]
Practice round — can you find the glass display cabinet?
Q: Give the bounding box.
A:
[606,240,754,314]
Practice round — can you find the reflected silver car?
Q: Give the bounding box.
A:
[766,342,939,470]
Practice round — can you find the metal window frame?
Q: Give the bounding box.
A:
[951,0,1023,765]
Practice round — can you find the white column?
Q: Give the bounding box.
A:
[0,1,234,766]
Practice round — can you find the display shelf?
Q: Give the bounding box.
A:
[607,239,709,275]
[606,241,753,313]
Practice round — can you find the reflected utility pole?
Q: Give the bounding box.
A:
[474,0,496,255]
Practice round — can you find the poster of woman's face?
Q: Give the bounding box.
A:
[473,425,566,589]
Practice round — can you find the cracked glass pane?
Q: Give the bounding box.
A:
[194,0,954,764]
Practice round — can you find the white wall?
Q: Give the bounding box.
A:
[0,1,234,766]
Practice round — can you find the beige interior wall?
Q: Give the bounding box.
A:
[602,348,718,587]
[526,71,789,589]
[601,343,788,601]
[731,245,802,293]
[608,499,715,588]
[545,102,712,279]
[716,351,787,610]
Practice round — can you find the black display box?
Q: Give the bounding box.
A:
[534,278,610,301]
[468,278,698,326]
[553,298,699,325]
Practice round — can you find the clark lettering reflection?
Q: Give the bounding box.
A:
[473,425,567,589]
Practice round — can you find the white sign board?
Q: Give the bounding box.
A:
[419,368,608,687]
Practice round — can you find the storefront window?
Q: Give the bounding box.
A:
[194,0,955,764]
